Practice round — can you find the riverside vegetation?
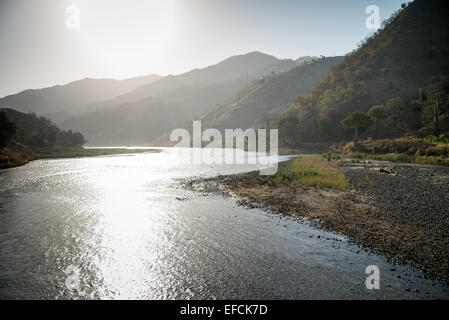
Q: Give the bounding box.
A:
[326,134,449,166]
[274,155,349,190]
[0,109,158,169]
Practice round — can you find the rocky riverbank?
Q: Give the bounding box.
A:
[183,159,449,284]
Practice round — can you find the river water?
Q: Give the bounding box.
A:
[0,148,448,299]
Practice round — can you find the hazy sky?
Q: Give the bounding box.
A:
[0,0,405,97]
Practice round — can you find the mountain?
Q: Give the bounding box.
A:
[0,108,87,169]
[71,52,290,116]
[0,108,85,149]
[196,56,343,132]
[295,56,318,65]
[278,0,449,146]
[0,74,161,123]
[62,52,303,146]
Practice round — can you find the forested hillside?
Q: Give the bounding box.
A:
[198,56,343,132]
[0,108,85,150]
[279,0,449,147]
[0,109,86,168]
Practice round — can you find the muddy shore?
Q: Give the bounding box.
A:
[183,159,449,284]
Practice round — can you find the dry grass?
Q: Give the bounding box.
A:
[276,155,349,190]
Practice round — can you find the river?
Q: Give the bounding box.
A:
[0,148,448,299]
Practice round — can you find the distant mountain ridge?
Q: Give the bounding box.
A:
[295,56,318,65]
[1,51,326,146]
[71,52,299,117]
[62,52,307,146]
[0,74,161,123]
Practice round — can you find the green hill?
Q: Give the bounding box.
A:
[197,56,343,132]
[0,108,85,150]
[0,108,85,168]
[279,0,449,147]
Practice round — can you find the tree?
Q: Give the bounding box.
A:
[72,131,86,146]
[341,112,373,140]
[319,109,340,140]
[424,76,448,134]
[0,111,17,149]
[445,94,449,113]
[295,96,320,141]
[386,97,402,125]
[368,104,388,136]
[279,109,300,147]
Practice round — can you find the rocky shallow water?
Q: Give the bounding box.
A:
[188,158,449,286]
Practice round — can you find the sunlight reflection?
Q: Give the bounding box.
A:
[68,150,289,298]
[84,155,170,298]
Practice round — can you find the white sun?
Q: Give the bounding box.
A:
[73,0,177,77]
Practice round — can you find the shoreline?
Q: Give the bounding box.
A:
[0,147,161,170]
[184,158,449,285]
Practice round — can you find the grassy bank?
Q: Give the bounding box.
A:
[274,155,349,189]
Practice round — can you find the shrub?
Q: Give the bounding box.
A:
[417,134,449,144]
